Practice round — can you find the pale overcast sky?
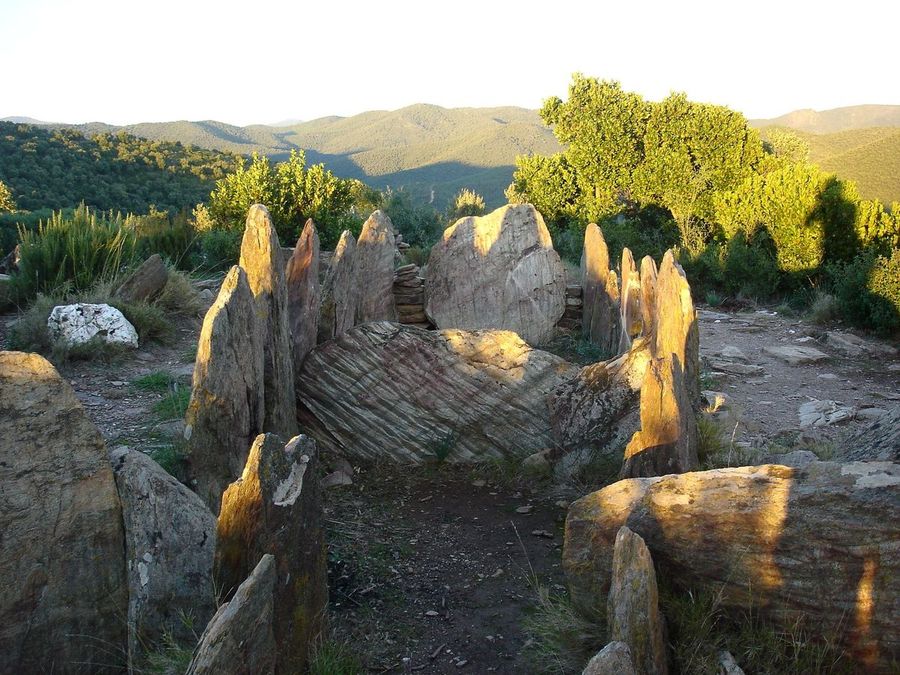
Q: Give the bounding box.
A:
[1,0,896,126]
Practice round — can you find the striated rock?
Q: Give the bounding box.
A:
[763,344,829,365]
[654,251,699,405]
[583,641,637,675]
[582,223,620,354]
[564,462,900,672]
[215,434,326,672]
[707,360,764,376]
[355,210,398,323]
[841,407,900,462]
[318,230,357,342]
[798,399,855,427]
[621,356,698,479]
[619,248,641,352]
[297,321,574,462]
[187,554,276,675]
[286,219,320,372]
[109,446,216,662]
[47,302,139,348]
[239,204,298,438]
[115,253,169,303]
[425,204,565,345]
[185,266,265,512]
[607,527,667,675]
[639,256,658,340]
[0,352,127,673]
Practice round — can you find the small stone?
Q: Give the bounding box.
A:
[515,505,533,514]
[531,529,553,538]
[818,373,839,380]
[322,470,353,488]
[425,610,439,617]
[472,479,487,487]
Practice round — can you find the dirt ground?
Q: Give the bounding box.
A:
[2,296,897,673]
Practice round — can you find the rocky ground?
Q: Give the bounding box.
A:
[2,299,897,673]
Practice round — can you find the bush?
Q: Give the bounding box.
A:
[382,190,443,248]
[829,249,900,334]
[721,231,781,298]
[194,228,241,271]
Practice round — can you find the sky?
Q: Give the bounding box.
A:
[1,0,897,127]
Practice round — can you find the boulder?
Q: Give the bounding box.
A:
[215,433,326,673]
[239,204,298,438]
[108,446,217,662]
[841,407,900,462]
[621,356,698,479]
[654,251,700,405]
[763,344,829,365]
[297,321,575,462]
[185,266,265,512]
[47,302,139,348]
[425,204,565,345]
[115,253,169,303]
[798,399,855,427]
[187,554,277,675]
[639,256,658,340]
[318,229,357,342]
[355,210,398,323]
[0,352,127,673]
[825,331,898,358]
[582,223,620,354]
[286,218,320,370]
[619,248,641,352]
[583,641,636,675]
[607,527,667,675]
[564,462,900,672]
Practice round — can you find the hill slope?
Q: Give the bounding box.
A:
[750,104,900,133]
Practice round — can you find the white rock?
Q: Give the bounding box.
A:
[763,344,829,365]
[47,303,139,348]
[798,399,855,427]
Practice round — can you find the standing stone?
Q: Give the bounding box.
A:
[318,230,357,342]
[621,356,699,478]
[583,642,637,675]
[619,247,642,352]
[425,204,566,345]
[109,446,217,662]
[582,223,620,355]
[286,218,320,371]
[185,266,264,512]
[239,204,298,438]
[187,554,277,675]
[654,251,700,406]
[215,434,327,673]
[607,527,667,675]
[355,210,398,323]
[639,255,658,339]
[0,352,127,673]
[115,253,169,303]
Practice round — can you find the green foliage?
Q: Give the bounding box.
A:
[308,639,362,675]
[0,180,14,213]
[828,249,900,333]
[721,231,781,298]
[152,386,191,420]
[132,371,176,392]
[381,189,444,247]
[447,188,486,221]
[195,228,241,271]
[149,443,190,484]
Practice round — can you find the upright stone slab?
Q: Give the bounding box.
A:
[619,247,642,352]
[185,266,264,512]
[355,210,398,323]
[286,218,320,371]
[582,223,620,355]
[621,356,698,478]
[115,253,169,303]
[607,527,667,675]
[187,554,277,675]
[239,204,298,438]
[109,446,217,662]
[425,204,566,345]
[215,433,326,673]
[0,352,127,673]
[639,256,658,339]
[318,230,357,342]
[654,251,700,406]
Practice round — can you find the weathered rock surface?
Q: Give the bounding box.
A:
[318,229,357,342]
[619,248,641,352]
[185,266,264,512]
[425,204,565,345]
[187,554,276,675]
[841,407,900,462]
[798,399,855,427]
[582,641,637,675]
[47,302,139,348]
[607,527,667,675]
[239,204,298,438]
[582,223,620,354]
[621,356,698,479]
[564,462,900,672]
[0,352,127,673]
[639,256,658,340]
[718,651,745,675]
[825,330,898,357]
[355,210,398,323]
[654,251,699,405]
[297,321,574,462]
[763,344,829,365]
[286,218,320,371]
[215,433,326,672]
[115,253,169,303]
[109,446,216,661]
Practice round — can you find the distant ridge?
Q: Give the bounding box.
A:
[750,104,900,134]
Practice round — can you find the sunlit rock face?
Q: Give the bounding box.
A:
[297,321,575,462]
[286,218,320,373]
[618,248,641,353]
[185,265,265,513]
[214,433,326,673]
[653,250,699,406]
[425,204,566,345]
[355,210,398,323]
[581,223,620,355]
[564,462,900,672]
[318,229,357,343]
[0,351,127,673]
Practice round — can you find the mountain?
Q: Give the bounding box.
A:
[750,105,900,134]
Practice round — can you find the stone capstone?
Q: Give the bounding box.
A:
[425,204,565,345]
[47,302,139,348]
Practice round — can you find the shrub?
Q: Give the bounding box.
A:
[721,231,781,299]
[382,190,443,248]
[829,250,900,334]
[447,188,486,221]
[195,228,241,271]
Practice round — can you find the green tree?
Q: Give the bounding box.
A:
[0,180,14,213]
[448,188,486,221]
